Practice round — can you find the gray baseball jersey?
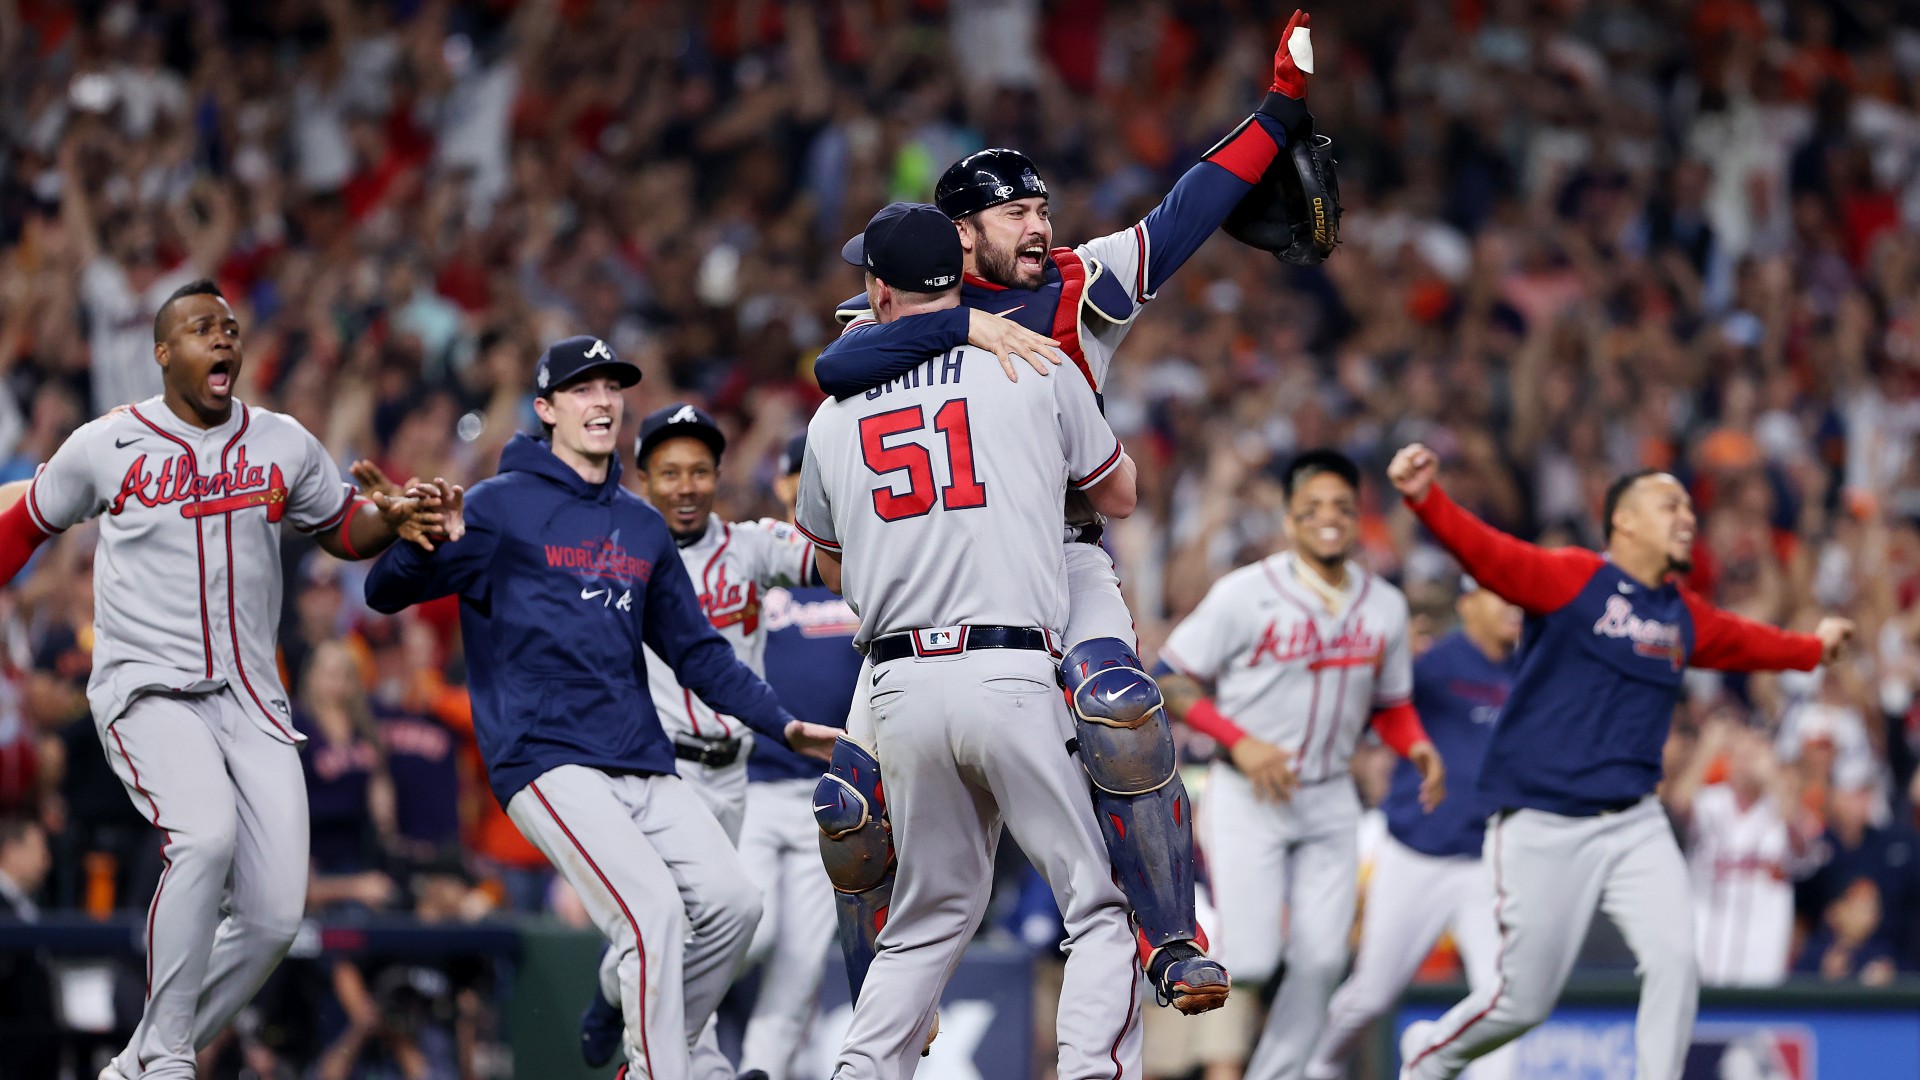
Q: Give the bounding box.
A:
[643,514,815,742]
[1160,552,1413,784]
[27,398,356,737]
[795,343,1124,645]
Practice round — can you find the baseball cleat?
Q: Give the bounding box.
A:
[1147,941,1231,1014]
[579,986,623,1068]
[1398,1018,1438,1079]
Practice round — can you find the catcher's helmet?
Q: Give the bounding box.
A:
[935,149,1048,220]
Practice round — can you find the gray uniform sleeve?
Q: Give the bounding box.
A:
[27,426,104,533]
[744,519,814,588]
[282,421,355,533]
[1159,575,1242,683]
[794,426,839,553]
[1052,375,1124,490]
[1373,591,1414,708]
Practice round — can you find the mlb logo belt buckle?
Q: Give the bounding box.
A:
[911,626,969,657]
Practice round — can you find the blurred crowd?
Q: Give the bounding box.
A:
[4,0,1920,1074]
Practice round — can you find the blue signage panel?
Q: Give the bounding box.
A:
[794,943,1035,1080]
[1396,1003,1920,1079]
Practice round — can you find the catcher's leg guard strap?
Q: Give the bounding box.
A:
[1061,638,1200,951]
[814,738,895,1002]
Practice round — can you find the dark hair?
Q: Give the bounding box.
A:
[153,278,226,343]
[0,815,41,851]
[1602,468,1664,541]
[1281,448,1361,500]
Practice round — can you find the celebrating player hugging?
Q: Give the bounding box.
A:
[798,201,1146,1080]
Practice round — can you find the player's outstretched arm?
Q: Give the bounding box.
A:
[0,481,54,586]
[1683,592,1849,672]
[641,547,837,759]
[1388,443,1599,616]
[363,485,497,613]
[815,305,1062,399]
[1372,702,1445,810]
[318,476,463,562]
[1155,662,1299,802]
[1078,10,1311,328]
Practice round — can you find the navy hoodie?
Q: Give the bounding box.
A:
[365,433,797,807]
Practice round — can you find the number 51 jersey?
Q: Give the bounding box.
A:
[795,343,1124,647]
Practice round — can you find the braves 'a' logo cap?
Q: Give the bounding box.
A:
[534,335,641,398]
[636,402,727,467]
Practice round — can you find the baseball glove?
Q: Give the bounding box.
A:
[1223,122,1342,266]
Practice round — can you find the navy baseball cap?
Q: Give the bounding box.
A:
[636,403,727,468]
[535,335,641,398]
[840,202,962,292]
[778,433,807,477]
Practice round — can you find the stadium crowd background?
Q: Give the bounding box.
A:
[3,0,1920,1076]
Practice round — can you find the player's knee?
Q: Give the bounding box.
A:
[1289,937,1350,988]
[1639,934,1698,985]
[705,864,763,939]
[168,815,239,869]
[1062,638,1174,795]
[815,740,893,896]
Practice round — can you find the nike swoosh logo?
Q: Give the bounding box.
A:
[581,588,606,600]
[812,803,837,813]
[872,670,889,685]
[993,305,1026,317]
[115,438,140,449]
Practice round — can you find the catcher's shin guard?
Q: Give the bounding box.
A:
[814,738,895,1004]
[1060,637,1201,953]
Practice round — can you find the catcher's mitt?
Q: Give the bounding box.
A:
[1223,125,1342,266]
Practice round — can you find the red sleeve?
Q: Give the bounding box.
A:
[1681,590,1823,673]
[0,495,54,585]
[1370,701,1430,757]
[1406,485,1602,615]
[1185,698,1248,750]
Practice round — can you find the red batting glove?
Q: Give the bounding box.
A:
[1270,9,1312,99]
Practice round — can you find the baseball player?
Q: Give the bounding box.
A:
[1387,443,1854,1080]
[1154,449,1444,1080]
[1305,580,1521,1080]
[364,335,841,1080]
[798,200,1142,1080]
[806,11,1336,1013]
[631,403,818,840]
[734,433,863,1080]
[0,279,447,1080]
[1663,717,1813,987]
[579,410,822,1072]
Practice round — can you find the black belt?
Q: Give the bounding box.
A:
[674,738,742,768]
[869,625,1055,664]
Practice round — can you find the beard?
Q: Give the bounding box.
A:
[974,232,1044,289]
[1666,552,1694,575]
